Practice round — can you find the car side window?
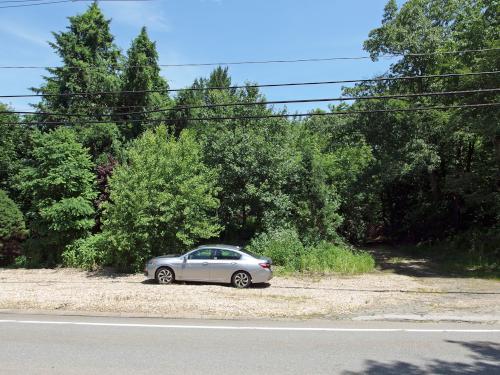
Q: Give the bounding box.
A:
[218,250,241,260]
[188,249,213,260]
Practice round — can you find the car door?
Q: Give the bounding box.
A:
[181,249,213,281]
[210,249,242,282]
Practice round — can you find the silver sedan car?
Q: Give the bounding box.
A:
[144,244,272,288]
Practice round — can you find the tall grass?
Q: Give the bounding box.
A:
[248,228,375,275]
[299,243,375,274]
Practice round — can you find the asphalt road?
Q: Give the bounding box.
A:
[1,313,499,374]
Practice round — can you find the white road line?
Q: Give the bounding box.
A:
[0,319,499,333]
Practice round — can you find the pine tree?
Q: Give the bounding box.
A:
[34,2,121,119]
[118,26,170,140]
[33,2,122,161]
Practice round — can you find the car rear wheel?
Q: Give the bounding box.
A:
[156,267,174,285]
[232,271,251,288]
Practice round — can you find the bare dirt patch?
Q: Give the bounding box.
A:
[1,268,498,320]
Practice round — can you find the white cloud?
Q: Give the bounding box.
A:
[102,2,170,32]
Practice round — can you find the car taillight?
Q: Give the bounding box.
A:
[259,263,271,269]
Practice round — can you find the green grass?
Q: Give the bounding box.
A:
[297,243,375,275]
[247,228,375,276]
[265,243,375,276]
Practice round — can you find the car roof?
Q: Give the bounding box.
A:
[196,244,242,251]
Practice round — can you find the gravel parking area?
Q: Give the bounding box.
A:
[1,268,498,320]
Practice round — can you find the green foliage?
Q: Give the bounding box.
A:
[34,3,121,115]
[77,122,122,165]
[33,3,122,161]
[62,233,109,270]
[0,190,27,264]
[173,69,372,245]
[299,243,375,274]
[12,255,29,268]
[16,127,96,264]
[3,2,497,273]
[0,104,31,196]
[118,26,170,139]
[354,0,500,245]
[100,126,221,271]
[248,228,375,275]
[247,227,304,271]
[432,227,500,277]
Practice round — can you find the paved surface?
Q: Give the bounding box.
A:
[1,313,499,374]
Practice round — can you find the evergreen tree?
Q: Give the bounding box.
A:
[118,27,170,139]
[33,2,122,162]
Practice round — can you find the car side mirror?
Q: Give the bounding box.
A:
[183,256,187,262]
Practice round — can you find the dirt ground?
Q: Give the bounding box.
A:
[1,262,498,320]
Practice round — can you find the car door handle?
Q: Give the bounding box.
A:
[231,262,236,265]
[202,262,208,266]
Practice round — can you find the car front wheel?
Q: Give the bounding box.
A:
[232,271,251,288]
[156,267,174,285]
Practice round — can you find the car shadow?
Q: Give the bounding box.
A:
[141,279,271,289]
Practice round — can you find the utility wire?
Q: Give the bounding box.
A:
[0,0,150,8]
[1,71,498,99]
[0,48,498,69]
[0,0,150,2]
[0,0,73,9]
[3,88,499,118]
[1,103,498,126]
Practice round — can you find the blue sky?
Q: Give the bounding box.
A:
[0,0,406,113]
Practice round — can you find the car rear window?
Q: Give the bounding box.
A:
[217,250,241,260]
[239,248,263,259]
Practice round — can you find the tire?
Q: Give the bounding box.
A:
[156,267,175,285]
[231,271,251,288]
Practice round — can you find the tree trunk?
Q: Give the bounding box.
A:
[429,170,440,201]
[465,139,475,173]
[495,135,500,191]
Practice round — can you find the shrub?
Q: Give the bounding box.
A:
[101,126,221,272]
[13,255,28,268]
[62,233,110,271]
[299,242,375,274]
[247,227,304,270]
[248,227,375,275]
[0,190,27,265]
[16,127,97,265]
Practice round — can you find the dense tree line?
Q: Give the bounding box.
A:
[1,1,498,271]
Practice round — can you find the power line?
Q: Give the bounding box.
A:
[0,0,150,8]
[1,71,498,99]
[1,103,498,126]
[0,0,63,3]
[0,0,149,2]
[0,48,498,69]
[0,0,72,9]
[3,88,498,118]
